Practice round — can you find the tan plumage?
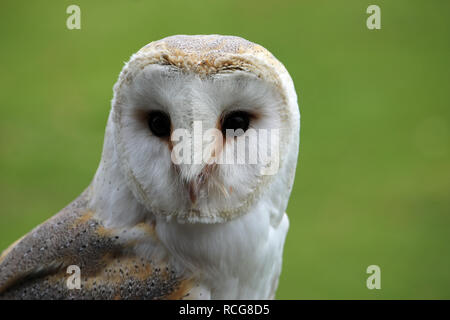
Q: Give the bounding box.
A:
[0,189,193,299]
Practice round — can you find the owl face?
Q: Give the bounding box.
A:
[108,35,298,223]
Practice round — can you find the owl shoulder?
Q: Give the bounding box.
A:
[0,189,193,300]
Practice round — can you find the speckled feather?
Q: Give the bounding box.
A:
[0,189,191,300]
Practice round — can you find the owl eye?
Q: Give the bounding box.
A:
[148,111,171,137]
[221,111,250,136]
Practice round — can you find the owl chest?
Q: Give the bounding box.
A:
[155,205,288,299]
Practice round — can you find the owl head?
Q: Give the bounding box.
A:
[92,35,300,224]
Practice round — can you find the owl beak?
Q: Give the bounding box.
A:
[188,180,198,204]
[183,164,215,205]
[173,163,202,205]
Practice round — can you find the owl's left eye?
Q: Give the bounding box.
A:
[148,111,171,137]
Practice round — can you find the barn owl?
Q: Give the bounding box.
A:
[0,35,300,299]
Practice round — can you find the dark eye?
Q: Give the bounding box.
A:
[221,111,250,136]
[148,111,171,137]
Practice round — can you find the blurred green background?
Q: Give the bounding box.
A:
[0,0,449,299]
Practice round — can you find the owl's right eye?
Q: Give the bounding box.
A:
[148,111,171,137]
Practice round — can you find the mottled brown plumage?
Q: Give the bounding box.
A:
[0,189,192,300]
